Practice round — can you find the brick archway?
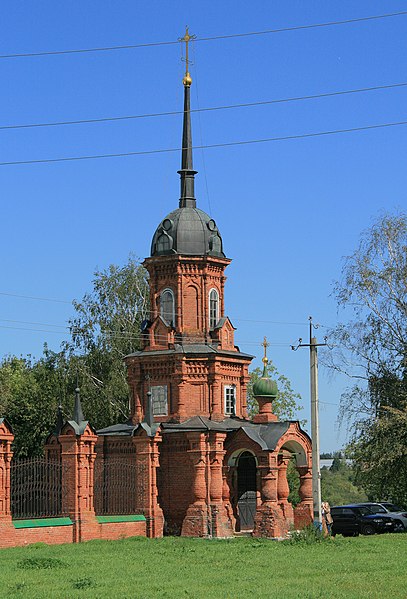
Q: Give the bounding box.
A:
[236,451,257,531]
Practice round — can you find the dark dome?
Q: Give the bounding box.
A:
[151,207,225,257]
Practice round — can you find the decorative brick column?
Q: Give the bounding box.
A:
[253,454,285,538]
[208,432,233,537]
[277,452,294,527]
[181,432,209,537]
[133,430,164,538]
[222,465,235,531]
[0,419,14,525]
[294,466,313,529]
[177,381,188,421]
[209,378,223,422]
[58,424,99,542]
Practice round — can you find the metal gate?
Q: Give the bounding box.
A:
[94,458,142,515]
[236,451,257,531]
[10,457,68,519]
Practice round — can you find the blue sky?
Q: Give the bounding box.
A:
[1,1,406,451]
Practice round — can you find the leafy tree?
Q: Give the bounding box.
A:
[350,402,407,506]
[287,459,301,507]
[63,255,149,429]
[247,361,303,422]
[0,256,149,455]
[321,463,368,506]
[0,353,63,457]
[330,455,347,473]
[326,212,407,504]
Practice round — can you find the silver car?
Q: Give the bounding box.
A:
[358,502,407,532]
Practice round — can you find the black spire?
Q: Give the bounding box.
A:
[73,386,85,425]
[53,404,64,436]
[178,27,197,208]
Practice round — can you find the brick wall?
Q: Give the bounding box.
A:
[0,421,148,550]
[157,433,193,534]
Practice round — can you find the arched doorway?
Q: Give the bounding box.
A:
[236,451,257,531]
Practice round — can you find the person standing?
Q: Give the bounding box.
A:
[322,501,333,535]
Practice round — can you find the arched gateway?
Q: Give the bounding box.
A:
[95,28,313,539]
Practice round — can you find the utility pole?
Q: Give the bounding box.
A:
[292,316,327,527]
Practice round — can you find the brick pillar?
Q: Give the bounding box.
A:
[253,454,285,538]
[44,434,61,461]
[222,465,235,531]
[0,419,13,524]
[210,378,223,421]
[252,395,278,423]
[177,382,187,421]
[277,452,294,526]
[181,432,209,537]
[59,425,99,542]
[240,374,249,419]
[294,466,313,529]
[208,432,233,537]
[133,431,164,538]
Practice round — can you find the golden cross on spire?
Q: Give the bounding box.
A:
[179,26,196,86]
[261,336,270,366]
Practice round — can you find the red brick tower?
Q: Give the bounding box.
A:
[98,30,313,539]
[125,33,252,425]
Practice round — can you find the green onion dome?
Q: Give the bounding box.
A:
[252,363,278,398]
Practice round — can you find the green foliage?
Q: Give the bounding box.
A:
[326,213,407,508]
[63,255,149,430]
[287,459,301,507]
[0,353,63,457]
[247,361,303,422]
[321,462,367,506]
[0,256,149,455]
[17,557,66,570]
[286,524,326,545]
[330,456,346,473]
[350,403,407,506]
[72,578,95,590]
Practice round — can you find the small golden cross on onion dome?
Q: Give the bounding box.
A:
[261,336,270,366]
[179,26,196,86]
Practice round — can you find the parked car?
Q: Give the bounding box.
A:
[331,504,395,536]
[355,502,407,531]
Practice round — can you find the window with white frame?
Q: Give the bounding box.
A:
[160,288,175,326]
[151,385,168,416]
[209,288,219,329]
[224,385,236,415]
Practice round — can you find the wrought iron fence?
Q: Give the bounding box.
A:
[94,458,144,516]
[10,457,67,519]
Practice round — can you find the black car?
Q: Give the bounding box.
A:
[331,504,395,536]
[353,502,407,531]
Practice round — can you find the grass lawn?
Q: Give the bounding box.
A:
[0,533,406,598]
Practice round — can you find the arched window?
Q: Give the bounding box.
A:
[160,288,175,326]
[209,288,219,329]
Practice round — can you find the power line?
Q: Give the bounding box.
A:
[0,318,70,328]
[1,11,406,59]
[1,82,406,131]
[1,119,406,167]
[0,313,311,329]
[0,292,313,327]
[196,11,407,42]
[0,291,71,304]
[0,323,296,347]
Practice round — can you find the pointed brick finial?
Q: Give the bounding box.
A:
[73,387,85,425]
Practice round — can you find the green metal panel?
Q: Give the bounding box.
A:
[13,517,73,528]
[96,515,146,523]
